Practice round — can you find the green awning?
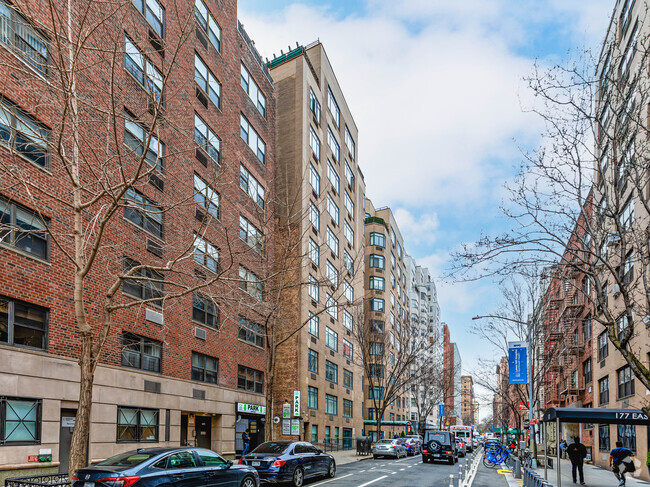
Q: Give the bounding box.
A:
[363,420,408,426]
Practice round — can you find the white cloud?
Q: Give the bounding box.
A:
[393,208,439,246]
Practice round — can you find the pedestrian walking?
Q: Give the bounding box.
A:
[566,436,587,485]
[560,439,567,459]
[610,441,635,486]
[242,429,250,456]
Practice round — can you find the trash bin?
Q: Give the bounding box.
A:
[356,436,371,455]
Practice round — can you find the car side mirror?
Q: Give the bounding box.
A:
[316,449,323,454]
[225,460,233,469]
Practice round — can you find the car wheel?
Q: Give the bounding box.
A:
[327,460,336,478]
[373,455,378,459]
[422,457,428,463]
[240,476,256,487]
[292,466,304,487]
[448,457,454,465]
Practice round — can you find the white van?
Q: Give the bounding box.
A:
[450,425,473,452]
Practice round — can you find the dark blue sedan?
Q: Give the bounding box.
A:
[73,447,259,487]
[239,441,335,486]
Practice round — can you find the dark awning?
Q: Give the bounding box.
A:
[542,407,649,425]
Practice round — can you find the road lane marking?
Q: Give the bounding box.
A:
[309,473,353,486]
[358,475,388,486]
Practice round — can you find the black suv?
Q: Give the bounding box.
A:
[422,430,458,464]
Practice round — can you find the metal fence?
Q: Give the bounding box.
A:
[5,474,71,487]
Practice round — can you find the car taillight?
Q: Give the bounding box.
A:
[445,451,452,455]
[71,478,79,481]
[422,449,428,453]
[389,446,395,449]
[97,477,140,487]
[271,460,286,468]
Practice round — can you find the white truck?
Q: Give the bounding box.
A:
[450,425,474,452]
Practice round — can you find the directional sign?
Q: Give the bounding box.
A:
[438,404,445,417]
[293,391,301,417]
[508,341,528,384]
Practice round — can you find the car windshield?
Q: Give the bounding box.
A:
[250,442,291,454]
[377,439,395,444]
[426,433,449,442]
[96,452,158,467]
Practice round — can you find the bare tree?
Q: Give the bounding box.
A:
[409,331,446,433]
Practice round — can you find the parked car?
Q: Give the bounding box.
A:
[422,430,458,465]
[239,441,335,486]
[404,438,422,456]
[72,447,259,487]
[372,438,407,459]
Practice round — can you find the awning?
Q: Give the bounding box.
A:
[363,420,408,426]
[542,407,649,425]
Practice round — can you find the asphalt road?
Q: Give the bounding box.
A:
[299,453,471,487]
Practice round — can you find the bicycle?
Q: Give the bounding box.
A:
[483,443,515,468]
[521,449,533,468]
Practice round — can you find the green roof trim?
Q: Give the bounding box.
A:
[364,216,386,226]
[266,46,305,69]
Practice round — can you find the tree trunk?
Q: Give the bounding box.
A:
[265,341,277,442]
[68,332,94,474]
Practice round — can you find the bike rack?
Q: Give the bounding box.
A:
[522,466,552,487]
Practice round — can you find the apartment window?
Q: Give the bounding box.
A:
[343,310,353,331]
[326,227,339,255]
[369,254,385,269]
[122,257,163,305]
[240,63,266,117]
[194,0,221,51]
[327,87,340,126]
[310,164,320,194]
[621,197,634,231]
[309,238,319,265]
[598,376,609,405]
[617,313,631,340]
[191,352,218,384]
[309,202,320,231]
[343,281,353,302]
[121,332,162,373]
[343,339,353,360]
[124,36,162,101]
[308,313,319,337]
[582,314,591,341]
[195,54,221,108]
[370,364,384,378]
[240,115,266,163]
[325,394,337,415]
[311,425,318,443]
[193,234,219,272]
[0,297,47,350]
[619,21,638,84]
[598,424,610,451]
[325,360,338,383]
[370,320,384,333]
[327,194,339,223]
[345,126,355,159]
[370,298,384,312]
[369,387,384,400]
[0,396,41,444]
[343,250,354,275]
[237,365,263,394]
[389,331,395,346]
[308,275,319,302]
[617,366,635,399]
[327,126,340,161]
[344,221,354,247]
[391,252,396,268]
[309,88,321,123]
[622,251,634,284]
[343,399,353,418]
[238,317,264,348]
[117,406,158,442]
[238,266,263,300]
[0,199,49,260]
[308,386,318,409]
[0,98,49,168]
[133,0,164,37]
[583,358,592,384]
[327,160,339,192]
[191,293,219,329]
[620,0,636,37]
[193,174,220,219]
[326,294,338,320]
[345,163,355,191]
[239,216,263,253]
[617,425,636,451]
[344,192,354,218]
[308,349,318,374]
[326,326,338,351]
[369,342,384,356]
[343,369,353,389]
[239,165,265,209]
[597,331,609,361]
[194,113,221,164]
[369,276,385,290]
[310,126,320,159]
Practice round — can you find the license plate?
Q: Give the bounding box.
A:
[252,461,260,467]
[84,482,94,487]
[433,454,441,458]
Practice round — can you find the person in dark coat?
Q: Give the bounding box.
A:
[566,436,587,485]
[242,429,250,456]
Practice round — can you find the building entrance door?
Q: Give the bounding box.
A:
[58,409,77,473]
[195,416,211,449]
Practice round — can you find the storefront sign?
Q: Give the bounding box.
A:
[282,419,291,435]
[237,403,266,415]
[61,417,76,428]
[508,341,528,384]
[28,455,38,462]
[293,391,300,417]
[282,403,291,419]
[291,419,300,436]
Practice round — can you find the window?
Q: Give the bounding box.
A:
[309,88,321,122]
[326,326,338,351]
[368,387,384,400]
[390,253,396,268]
[0,297,47,350]
[240,115,265,163]
[370,298,384,312]
[344,221,354,247]
[308,275,319,302]
[343,399,353,418]
[121,333,162,373]
[369,254,385,269]
[621,197,634,231]
[343,250,354,275]
[344,192,354,218]
[0,199,49,260]
[0,0,48,75]
[326,227,339,255]
[326,294,338,320]
[309,238,319,265]
[308,386,318,409]
[369,342,384,356]
[583,358,592,384]
[192,294,219,329]
[194,113,220,163]
[582,314,591,341]
[194,0,221,51]
[389,331,395,346]
[310,126,320,159]
[345,126,355,160]
[623,251,634,284]
[122,257,164,305]
[620,0,636,37]
[0,396,41,444]
[238,266,263,300]
[619,21,638,84]
[617,425,636,451]
[327,194,339,223]
[343,281,353,302]
[327,160,339,192]
[370,320,384,333]
[369,276,385,290]
[325,394,337,415]
[239,215,263,253]
[193,234,219,272]
[237,365,263,394]
[238,317,264,348]
[617,366,635,398]
[325,360,338,383]
[598,376,609,405]
[0,98,49,168]
[132,0,164,36]
[124,36,162,101]
[308,349,318,374]
[370,364,384,377]
[309,164,320,194]
[309,201,320,230]
[240,63,266,117]
[117,406,158,442]
[308,313,319,337]
[390,229,396,246]
[343,310,353,331]
[598,331,609,361]
[344,369,353,389]
[327,126,340,162]
[343,339,353,360]
[239,165,265,208]
[311,425,318,443]
[327,87,340,126]
[124,188,163,239]
[617,313,631,340]
[193,174,219,219]
[195,54,221,108]
[345,162,355,191]
[598,424,610,451]
[191,352,218,384]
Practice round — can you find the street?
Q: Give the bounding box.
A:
[302,454,471,487]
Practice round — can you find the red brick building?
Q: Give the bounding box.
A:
[442,324,460,426]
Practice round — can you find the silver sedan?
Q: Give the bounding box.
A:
[372,439,407,459]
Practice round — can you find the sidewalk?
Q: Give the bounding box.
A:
[327,449,373,466]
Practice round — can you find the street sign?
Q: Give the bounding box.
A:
[438,404,445,417]
[518,401,529,411]
[508,341,528,384]
[530,419,538,425]
[293,391,301,417]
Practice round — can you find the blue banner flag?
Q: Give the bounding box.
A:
[508,341,528,384]
[438,404,445,417]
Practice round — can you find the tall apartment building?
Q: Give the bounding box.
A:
[267,42,366,447]
[363,200,410,440]
[442,324,462,426]
[0,0,275,477]
[460,376,475,426]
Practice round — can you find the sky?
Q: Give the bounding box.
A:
[238,0,614,419]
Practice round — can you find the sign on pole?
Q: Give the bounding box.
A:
[508,341,528,384]
[438,404,445,417]
[293,390,301,417]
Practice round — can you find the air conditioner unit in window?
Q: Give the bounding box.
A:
[612,284,621,297]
